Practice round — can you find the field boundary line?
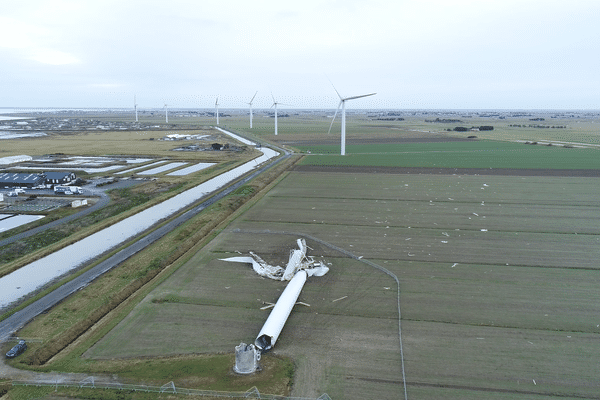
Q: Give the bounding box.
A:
[228,228,408,400]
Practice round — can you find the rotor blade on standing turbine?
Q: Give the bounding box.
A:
[327,77,343,100]
[327,101,343,135]
[343,93,377,101]
[250,91,258,104]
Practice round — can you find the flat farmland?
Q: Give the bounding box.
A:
[296,141,600,170]
[84,169,600,399]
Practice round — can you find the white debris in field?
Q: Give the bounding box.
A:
[220,238,329,281]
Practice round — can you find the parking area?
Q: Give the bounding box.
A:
[1,197,74,212]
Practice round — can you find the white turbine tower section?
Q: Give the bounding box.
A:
[270,93,290,136]
[164,103,168,124]
[255,270,308,352]
[134,95,138,122]
[327,85,376,156]
[248,91,258,129]
[215,97,220,125]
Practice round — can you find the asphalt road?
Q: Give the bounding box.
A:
[0,141,290,341]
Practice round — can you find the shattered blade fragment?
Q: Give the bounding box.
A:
[220,238,329,281]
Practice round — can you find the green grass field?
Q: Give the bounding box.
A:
[85,170,600,399]
[296,141,600,169]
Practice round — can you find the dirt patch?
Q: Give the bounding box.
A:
[293,165,600,177]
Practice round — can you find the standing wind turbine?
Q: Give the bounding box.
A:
[215,97,220,125]
[164,103,168,123]
[134,95,138,122]
[327,85,376,155]
[271,93,290,136]
[248,91,258,128]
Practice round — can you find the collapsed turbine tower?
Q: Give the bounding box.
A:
[221,238,329,369]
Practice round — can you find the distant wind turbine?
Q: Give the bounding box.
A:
[327,84,376,155]
[248,91,258,128]
[134,95,138,122]
[271,93,290,136]
[164,103,168,123]
[215,97,220,125]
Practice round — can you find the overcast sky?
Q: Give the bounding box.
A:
[2,0,599,109]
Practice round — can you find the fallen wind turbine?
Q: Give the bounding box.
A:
[248,91,258,128]
[327,85,376,155]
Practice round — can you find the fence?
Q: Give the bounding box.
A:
[12,378,332,400]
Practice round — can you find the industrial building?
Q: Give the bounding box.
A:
[0,172,46,189]
[0,171,76,189]
[43,171,77,186]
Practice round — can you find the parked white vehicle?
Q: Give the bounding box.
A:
[54,185,81,195]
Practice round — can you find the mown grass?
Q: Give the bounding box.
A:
[296,140,600,169]
[114,170,599,400]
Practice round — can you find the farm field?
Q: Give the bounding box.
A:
[219,111,600,148]
[5,109,600,399]
[296,141,600,170]
[86,171,600,399]
[0,126,254,164]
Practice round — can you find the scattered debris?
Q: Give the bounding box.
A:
[220,238,329,281]
[332,296,348,302]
